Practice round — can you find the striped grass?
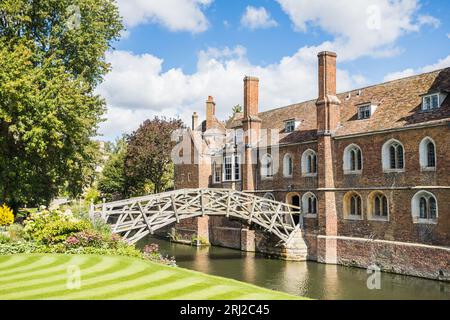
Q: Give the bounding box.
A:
[0,254,304,300]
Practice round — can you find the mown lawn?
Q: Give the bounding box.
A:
[0,254,304,300]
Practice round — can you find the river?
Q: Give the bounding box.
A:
[138,236,450,300]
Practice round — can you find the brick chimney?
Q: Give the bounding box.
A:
[242,76,261,192]
[205,96,216,130]
[315,51,340,264]
[316,51,341,134]
[243,76,259,118]
[192,112,198,130]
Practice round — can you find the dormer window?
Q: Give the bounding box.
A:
[422,93,440,111]
[358,104,372,120]
[285,120,296,133]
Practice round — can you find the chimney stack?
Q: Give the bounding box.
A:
[205,96,216,130]
[192,112,198,130]
[316,51,340,134]
[244,76,259,118]
[318,51,337,99]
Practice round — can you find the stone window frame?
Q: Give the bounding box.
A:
[367,191,389,222]
[343,191,364,221]
[260,153,274,180]
[382,139,405,173]
[343,144,363,175]
[302,192,318,218]
[419,137,437,171]
[283,153,294,178]
[411,191,438,225]
[301,149,318,177]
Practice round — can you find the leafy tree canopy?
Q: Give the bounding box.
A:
[0,0,123,210]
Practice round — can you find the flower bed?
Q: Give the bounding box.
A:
[0,209,176,266]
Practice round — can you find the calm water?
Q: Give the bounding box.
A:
[138,237,450,300]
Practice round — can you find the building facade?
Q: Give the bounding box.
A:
[174,51,450,280]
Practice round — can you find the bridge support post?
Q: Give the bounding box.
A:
[241,228,255,252]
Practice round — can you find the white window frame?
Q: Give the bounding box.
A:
[343,144,363,175]
[223,155,241,182]
[422,93,440,111]
[411,191,438,224]
[358,104,372,120]
[419,137,437,171]
[302,192,318,218]
[283,154,293,178]
[382,139,405,173]
[260,154,274,180]
[301,149,318,177]
[285,120,296,133]
[213,161,221,184]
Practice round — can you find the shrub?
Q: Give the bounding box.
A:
[0,232,11,244]
[0,204,14,227]
[7,224,25,242]
[33,220,92,244]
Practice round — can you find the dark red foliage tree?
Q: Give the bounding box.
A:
[124,117,183,195]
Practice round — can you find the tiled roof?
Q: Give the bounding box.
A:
[226,68,450,144]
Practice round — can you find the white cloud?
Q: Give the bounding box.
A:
[117,0,213,33]
[97,47,365,140]
[276,0,440,60]
[383,55,450,82]
[241,6,278,30]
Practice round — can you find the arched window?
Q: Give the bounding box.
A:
[261,154,273,178]
[283,154,293,177]
[382,139,405,172]
[419,137,436,170]
[344,192,363,219]
[263,193,275,201]
[262,193,275,211]
[212,161,221,184]
[411,191,438,223]
[343,144,363,174]
[301,149,318,176]
[368,191,389,220]
[302,192,318,216]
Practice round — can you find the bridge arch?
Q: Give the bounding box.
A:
[91,189,302,244]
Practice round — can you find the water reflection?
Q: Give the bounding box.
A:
[138,237,450,300]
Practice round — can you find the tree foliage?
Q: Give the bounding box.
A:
[125,118,182,195]
[0,0,123,209]
[98,137,127,202]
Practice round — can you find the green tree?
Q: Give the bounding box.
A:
[232,104,243,114]
[98,137,127,201]
[125,117,182,195]
[0,0,123,210]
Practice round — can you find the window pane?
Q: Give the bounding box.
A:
[429,198,437,219]
[390,146,397,169]
[382,196,388,217]
[419,197,427,219]
[350,150,356,171]
[357,150,362,170]
[427,142,436,167]
[234,156,240,180]
[431,95,439,109]
[397,145,404,169]
[374,196,381,216]
[350,197,356,215]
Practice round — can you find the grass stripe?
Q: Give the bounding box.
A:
[0,256,101,292]
[113,277,204,300]
[5,257,127,300]
[54,270,176,300]
[0,255,73,283]
[0,255,61,277]
[0,255,41,272]
[171,285,236,300]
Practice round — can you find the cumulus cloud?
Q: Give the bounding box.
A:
[97,47,365,140]
[276,0,440,60]
[241,6,278,30]
[117,0,213,33]
[383,55,450,82]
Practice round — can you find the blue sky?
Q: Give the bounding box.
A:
[97,0,450,141]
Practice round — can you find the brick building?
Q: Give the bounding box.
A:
[174,51,450,280]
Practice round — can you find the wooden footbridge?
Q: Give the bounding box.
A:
[89,188,303,244]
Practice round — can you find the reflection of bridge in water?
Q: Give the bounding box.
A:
[90,188,304,245]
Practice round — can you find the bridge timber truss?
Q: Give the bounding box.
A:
[90,188,303,244]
